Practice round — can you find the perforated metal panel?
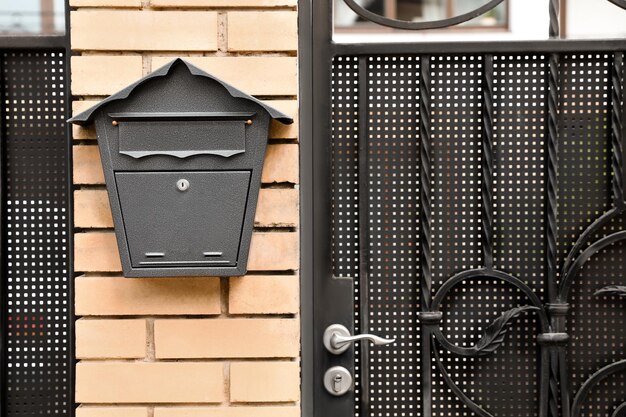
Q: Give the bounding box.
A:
[1,50,72,416]
[331,50,626,417]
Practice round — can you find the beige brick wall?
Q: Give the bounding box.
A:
[70,0,300,415]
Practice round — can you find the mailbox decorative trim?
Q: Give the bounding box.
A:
[70,59,293,277]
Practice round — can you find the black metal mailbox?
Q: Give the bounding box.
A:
[69,59,293,277]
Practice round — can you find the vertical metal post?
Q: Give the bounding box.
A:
[481,54,495,270]
[0,55,6,417]
[64,0,76,413]
[419,55,433,417]
[612,52,624,209]
[356,55,371,417]
[546,0,560,304]
[547,3,564,417]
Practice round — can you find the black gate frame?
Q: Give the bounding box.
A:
[300,1,626,417]
[0,2,74,416]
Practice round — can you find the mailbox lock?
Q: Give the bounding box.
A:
[177,179,190,192]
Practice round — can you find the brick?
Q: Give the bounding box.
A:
[154,407,300,417]
[73,146,104,185]
[75,277,220,316]
[248,232,299,271]
[73,124,96,140]
[74,144,297,185]
[229,276,298,314]
[152,57,297,96]
[72,11,218,51]
[75,233,122,272]
[73,100,101,115]
[74,188,297,228]
[155,319,299,359]
[255,189,298,228]
[77,407,149,417]
[70,0,141,6]
[151,0,297,6]
[74,189,112,228]
[76,362,224,403]
[266,100,298,139]
[262,144,299,184]
[75,232,298,272]
[76,319,146,359]
[72,100,98,140]
[72,56,143,96]
[228,12,297,52]
[230,362,299,403]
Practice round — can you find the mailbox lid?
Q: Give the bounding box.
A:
[112,112,256,159]
[115,171,251,268]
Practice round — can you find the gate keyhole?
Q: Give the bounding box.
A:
[333,374,343,393]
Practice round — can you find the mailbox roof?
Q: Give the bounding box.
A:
[69,58,294,126]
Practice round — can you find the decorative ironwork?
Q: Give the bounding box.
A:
[330,51,626,417]
[321,2,626,417]
[610,0,626,10]
[341,0,506,30]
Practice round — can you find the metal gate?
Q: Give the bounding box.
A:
[300,1,626,417]
[0,36,73,417]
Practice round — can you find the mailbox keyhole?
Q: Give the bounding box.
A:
[177,179,190,192]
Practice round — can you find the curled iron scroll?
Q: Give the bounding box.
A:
[430,268,550,356]
[610,0,626,10]
[341,0,506,30]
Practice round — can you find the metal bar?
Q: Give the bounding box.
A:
[331,39,626,56]
[549,0,560,39]
[545,51,560,303]
[481,54,494,270]
[538,347,551,417]
[298,2,314,417]
[357,55,371,417]
[623,51,626,208]
[0,36,67,50]
[612,52,625,209]
[63,1,75,415]
[308,1,357,417]
[0,53,6,417]
[419,55,433,417]
[545,50,562,417]
[546,2,562,412]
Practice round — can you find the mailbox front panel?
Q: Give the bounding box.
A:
[115,171,251,268]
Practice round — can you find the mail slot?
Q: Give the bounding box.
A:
[113,112,253,158]
[69,59,293,277]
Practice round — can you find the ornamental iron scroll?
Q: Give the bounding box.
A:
[341,0,506,30]
[610,0,626,10]
[339,0,625,30]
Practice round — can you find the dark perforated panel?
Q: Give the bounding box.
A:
[560,52,626,417]
[365,55,421,417]
[2,51,72,416]
[332,51,626,417]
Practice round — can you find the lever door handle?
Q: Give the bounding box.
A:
[323,324,395,355]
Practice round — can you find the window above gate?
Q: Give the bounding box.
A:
[0,0,65,35]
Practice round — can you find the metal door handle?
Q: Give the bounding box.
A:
[323,324,395,355]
